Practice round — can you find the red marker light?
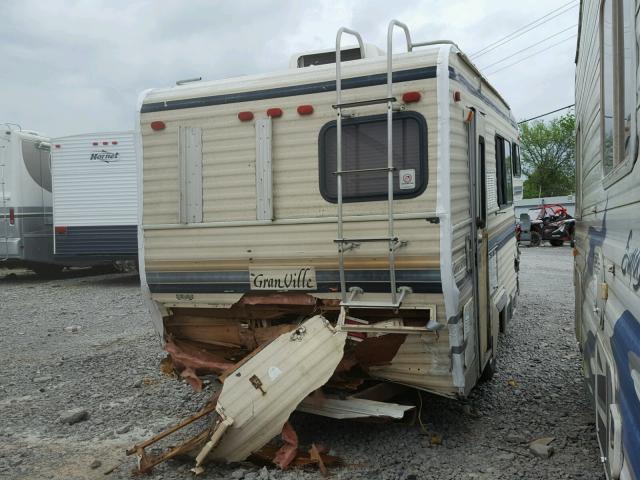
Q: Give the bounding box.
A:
[150,121,166,131]
[402,91,421,103]
[111,141,118,145]
[55,226,67,234]
[297,105,314,115]
[9,208,14,225]
[237,111,254,122]
[102,141,108,145]
[55,144,61,148]
[266,108,283,118]
[92,142,98,146]
[453,91,462,102]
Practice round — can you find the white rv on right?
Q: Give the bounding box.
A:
[574,1,640,479]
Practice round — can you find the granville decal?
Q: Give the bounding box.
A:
[90,150,119,163]
[249,267,317,291]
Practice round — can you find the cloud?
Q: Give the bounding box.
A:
[0,0,577,137]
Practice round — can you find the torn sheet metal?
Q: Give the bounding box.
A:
[199,315,347,463]
[297,395,414,420]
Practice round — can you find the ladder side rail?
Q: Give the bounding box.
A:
[386,20,413,305]
[335,27,365,303]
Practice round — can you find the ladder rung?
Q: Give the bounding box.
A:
[341,300,402,309]
[333,167,394,175]
[332,97,396,109]
[340,324,431,334]
[334,236,398,243]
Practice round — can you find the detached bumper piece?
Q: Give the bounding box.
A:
[128,315,348,475]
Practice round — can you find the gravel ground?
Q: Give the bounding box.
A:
[0,247,604,480]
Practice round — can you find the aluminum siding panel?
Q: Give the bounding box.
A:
[51,131,138,228]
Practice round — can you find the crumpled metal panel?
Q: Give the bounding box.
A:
[206,314,347,462]
[297,395,414,419]
[368,332,456,396]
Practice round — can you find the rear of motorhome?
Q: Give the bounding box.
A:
[133,21,520,469]
[574,2,640,479]
[50,131,138,269]
[0,124,58,273]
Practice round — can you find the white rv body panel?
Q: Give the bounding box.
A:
[0,125,55,266]
[50,131,138,261]
[575,1,640,479]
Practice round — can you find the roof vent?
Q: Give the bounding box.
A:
[289,44,383,69]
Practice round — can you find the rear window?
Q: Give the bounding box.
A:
[318,112,427,203]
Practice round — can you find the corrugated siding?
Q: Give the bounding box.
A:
[51,132,137,227]
[370,330,456,395]
[141,51,441,275]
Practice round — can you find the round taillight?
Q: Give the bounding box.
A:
[150,121,166,131]
[266,108,283,118]
[238,111,254,122]
[297,105,314,115]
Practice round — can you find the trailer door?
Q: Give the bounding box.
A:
[468,110,493,375]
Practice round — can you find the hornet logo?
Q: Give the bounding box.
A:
[90,150,119,163]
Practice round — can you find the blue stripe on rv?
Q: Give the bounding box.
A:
[140,66,440,113]
[55,225,137,256]
[147,269,442,294]
[611,310,640,479]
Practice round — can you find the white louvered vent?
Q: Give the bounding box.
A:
[486,171,498,212]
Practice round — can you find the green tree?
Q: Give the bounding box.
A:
[519,113,575,198]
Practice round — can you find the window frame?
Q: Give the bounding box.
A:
[512,143,522,178]
[318,111,428,204]
[495,134,514,209]
[478,135,487,227]
[600,0,638,188]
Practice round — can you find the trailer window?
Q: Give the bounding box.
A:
[478,136,487,227]
[601,0,615,174]
[318,112,427,203]
[495,135,513,208]
[512,143,522,177]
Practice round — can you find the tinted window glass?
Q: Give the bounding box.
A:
[602,0,615,173]
[319,112,427,203]
[479,136,487,227]
[495,135,513,208]
[503,139,513,202]
[622,0,634,161]
[512,143,522,177]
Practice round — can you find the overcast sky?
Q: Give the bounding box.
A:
[1,0,578,137]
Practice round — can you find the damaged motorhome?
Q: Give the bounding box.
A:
[133,20,519,471]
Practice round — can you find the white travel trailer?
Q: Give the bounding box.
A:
[0,124,60,274]
[50,131,138,268]
[574,1,640,479]
[132,21,520,470]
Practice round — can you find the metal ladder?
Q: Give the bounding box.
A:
[333,20,415,310]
